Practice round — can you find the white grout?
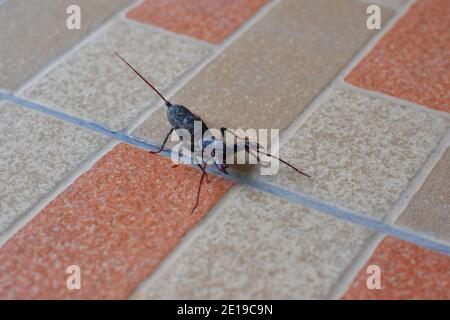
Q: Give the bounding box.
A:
[129,185,247,299]
[320,0,450,298]
[0,0,283,247]
[236,0,449,299]
[97,16,217,135]
[5,90,450,255]
[275,0,415,150]
[329,0,449,297]
[333,0,415,83]
[383,129,450,226]
[122,16,216,50]
[0,0,146,248]
[128,0,432,299]
[0,0,275,248]
[340,82,450,120]
[326,233,385,299]
[0,1,143,246]
[0,0,208,245]
[122,0,284,134]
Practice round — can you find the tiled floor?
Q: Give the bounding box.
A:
[0,0,133,92]
[343,237,450,299]
[0,0,449,300]
[346,0,450,113]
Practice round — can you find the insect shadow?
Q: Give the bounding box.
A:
[115,52,310,214]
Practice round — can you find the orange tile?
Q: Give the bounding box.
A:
[126,0,267,43]
[0,144,233,299]
[346,0,450,113]
[343,237,450,300]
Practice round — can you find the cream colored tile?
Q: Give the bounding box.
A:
[396,148,450,243]
[134,0,393,144]
[0,0,132,91]
[22,20,211,130]
[0,102,107,233]
[260,89,449,219]
[136,187,374,299]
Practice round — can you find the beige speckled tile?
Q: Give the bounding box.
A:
[0,0,133,92]
[258,89,449,219]
[134,0,393,144]
[134,187,374,299]
[21,19,211,130]
[395,148,450,244]
[0,144,233,299]
[0,101,107,234]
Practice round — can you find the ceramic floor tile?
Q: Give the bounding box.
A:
[0,0,132,91]
[127,0,268,44]
[343,236,450,299]
[346,0,450,113]
[21,19,211,130]
[0,143,232,299]
[134,187,374,299]
[395,148,450,244]
[0,101,108,235]
[134,0,393,144]
[259,89,449,219]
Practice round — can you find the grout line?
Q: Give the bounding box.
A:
[2,0,447,256]
[123,0,284,134]
[277,84,334,148]
[69,13,218,136]
[243,178,450,256]
[3,92,450,257]
[273,1,410,151]
[383,129,450,225]
[277,0,436,155]
[335,0,441,123]
[0,93,159,152]
[339,81,450,119]
[130,184,247,299]
[326,233,386,299]
[0,138,120,248]
[326,0,450,299]
[270,0,449,299]
[328,124,448,299]
[118,14,217,133]
[0,0,282,247]
[332,0,414,83]
[122,15,216,50]
[318,0,450,299]
[2,0,446,298]
[132,175,450,297]
[13,0,143,96]
[327,140,450,298]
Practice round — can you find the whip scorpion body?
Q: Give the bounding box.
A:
[115,53,310,213]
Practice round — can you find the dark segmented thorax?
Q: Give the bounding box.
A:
[166,105,209,136]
